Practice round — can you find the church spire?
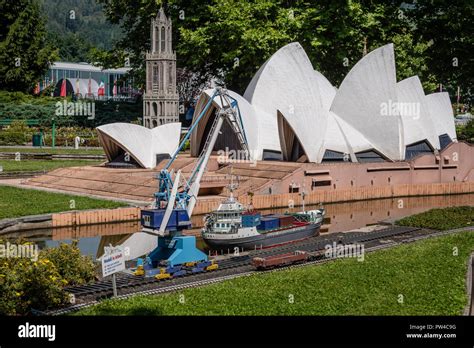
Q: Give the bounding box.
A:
[151,7,172,54]
[143,7,179,128]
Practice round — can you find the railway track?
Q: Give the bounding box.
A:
[50,226,474,316]
[60,226,420,301]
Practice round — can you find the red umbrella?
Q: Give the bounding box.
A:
[60,79,67,97]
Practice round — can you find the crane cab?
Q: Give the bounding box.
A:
[141,208,192,231]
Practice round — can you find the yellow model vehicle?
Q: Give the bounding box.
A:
[155,268,172,280]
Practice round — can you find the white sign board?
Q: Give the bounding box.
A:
[102,245,125,277]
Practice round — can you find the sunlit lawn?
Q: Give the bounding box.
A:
[0,186,127,219]
[0,147,104,155]
[74,231,474,316]
[0,159,103,172]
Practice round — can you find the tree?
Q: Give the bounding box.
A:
[405,0,474,103]
[41,0,124,62]
[95,0,470,97]
[0,0,58,92]
[176,68,211,111]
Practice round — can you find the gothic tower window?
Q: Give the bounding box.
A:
[161,26,166,52]
[154,26,159,53]
[159,62,163,91]
[168,27,171,50]
[153,65,159,86]
[168,64,173,90]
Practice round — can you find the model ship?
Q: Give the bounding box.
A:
[202,191,325,250]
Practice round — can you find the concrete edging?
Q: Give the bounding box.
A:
[464,252,474,315]
[0,214,52,235]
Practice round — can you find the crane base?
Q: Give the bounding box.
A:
[148,235,208,267]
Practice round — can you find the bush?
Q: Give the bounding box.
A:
[457,119,474,143]
[396,206,474,230]
[40,241,96,286]
[0,91,142,128]
[42,127,100,147]
[0,240,97,315]
[0,120,30,145]
[0,246,68,315]
[0,131,28,145]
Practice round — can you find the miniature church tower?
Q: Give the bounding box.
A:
[143,7,179,128]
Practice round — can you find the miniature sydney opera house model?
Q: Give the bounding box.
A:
[97,42,457,169]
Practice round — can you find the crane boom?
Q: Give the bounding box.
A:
[153,87,248,223]
[136,87,249,267]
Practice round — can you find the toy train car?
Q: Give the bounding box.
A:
[252,250,308,270]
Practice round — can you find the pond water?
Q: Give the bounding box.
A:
[9,194,474,259]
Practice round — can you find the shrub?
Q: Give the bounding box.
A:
[0,131,28,145]
[0,247,68,315]
[457,119,474,143]
[0,120,29,145]
[0,239,97,315]
[40,241,96,286]
[396,206,474,230]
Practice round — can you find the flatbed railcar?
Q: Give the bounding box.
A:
[252,250,309,270]
[252,249,329,270]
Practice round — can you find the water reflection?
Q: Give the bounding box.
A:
[5,194,473,258]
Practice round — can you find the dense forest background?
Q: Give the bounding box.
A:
[1,0,472,106]
[41,0,122,62]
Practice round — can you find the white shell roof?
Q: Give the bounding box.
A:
[243,42,329,162]
[330,44,404,161]
[397,76,440,149]
[191,88,281,160]
[425,92,457,141]
[96,122,181,168]
[191,42,456,163]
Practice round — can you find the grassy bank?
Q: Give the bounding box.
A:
[396,206,474,230]
[0,159,103,172]
[0,147,104,155]
[0,186,127,219]
[74,230,474,316]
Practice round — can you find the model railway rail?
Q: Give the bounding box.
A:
[50,226,474,316]
[65,225,421,299]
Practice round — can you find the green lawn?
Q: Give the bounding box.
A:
[396,206,474,230]
[0,159,103,172]
[74,231,474,316]
[0,147,104,155]
[0,186,127,219]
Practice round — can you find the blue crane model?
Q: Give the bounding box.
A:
[135,88,249,278]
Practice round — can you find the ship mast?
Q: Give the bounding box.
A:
[229,165,234,201]
[227,164,239,203]
[300,185,306,213]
